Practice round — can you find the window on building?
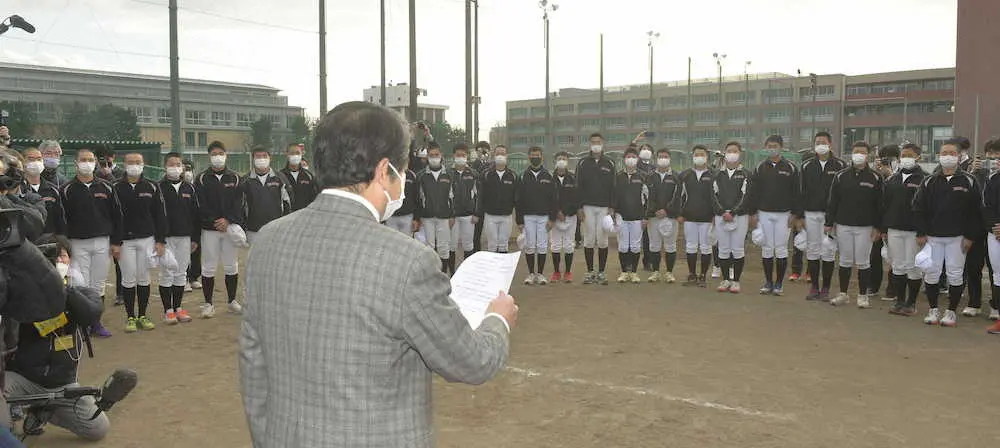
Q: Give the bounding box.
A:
[185,110,207,125]
[725,91,755,105]
[157,107,172,124]
[724,110,748,123]
[577,118,599,130]
[127,106,152,124]
[531,107,547,117]
[765,108,790,122]
[197,132,208,147]
[212,111,232,126]
[579,102,600,115]
[184,131,195,147]
[554,120,576,130]
[800,106,834,121]
[604,117,626,130]
[557,135,575,147]
[665,131,687,144]
[694,111,719,124]
[511,136,529,148]
[692,94,719,106]
[605,101,627,113]
[509,108,528,119]
[236,112,254,127]
[555,104,575,115]
[762,88,793,104]
[663,96,688,109]
[846,85,870,96]
[633,99,652,111]
[633,117,651,129]
[606,133,627,145]
[726,128,751,139]
[663,115,687,127]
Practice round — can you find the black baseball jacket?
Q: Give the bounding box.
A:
[59,177,121,242]
[516,167,558,224]
[113,176,167,245]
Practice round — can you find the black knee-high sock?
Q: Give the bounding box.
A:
[719,256,732,281]
[202,276,215,304]
[620,252,629,272]
[123,286,137,318]
[776,257,788,284]
[948,284,965,311]
[926,283,940,308]
[733,257,745,281]
[632,252,641,272]
[763,258,774,285]
[839,267,852,293]
[448,252,456,274]
[651,252,662,271]
[172,285,185,310]
[666,252,677,272]
[992,285,1000,311]
[585,248,595,272]
[441,258,449,273]
[463,250,474,262]
[699,254,712,277]
[526,254,536,274]
[885,271,897,298]
[808,260,820,290]
[553,253,562,273]
[712,245,720,268]
[687,253,698,276]
[225,274,238,303]
[907,279,922,307]
[858,269,871,296]
[159,286,172,313]
[137,285,151,317]
[565,253,574,273]
[822,261,835,291]
[891,274,907,306]
[598,248,609,272]
[538,253,547,274]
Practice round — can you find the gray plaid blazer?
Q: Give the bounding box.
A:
[239,192,509,448]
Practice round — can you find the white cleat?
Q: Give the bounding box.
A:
[200,303,216,319]
[184,282,193,293]
[728,281,741,293]
[228,301,244,315]
[990,309,1000,321]
[662,272,677,284]
[647,272,661,283]
[924,308,941,325]
[617,272,630,284]
[711,266,722,279]
[856,294,871,309]
[717,280,731,293]
[829,293,850,306]
[940,309,958,327]
[962,307,981,317]
[524,276,535,286]
[535,273,549,285]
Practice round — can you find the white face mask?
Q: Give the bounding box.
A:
[725,153,741,164]
[381,163,406,222]
[25,160,44,176]
[288,155,302,166]
[555,159,568,170]
[590,145,603,154]
[428,157,442,169]
[210,154,227,169]
[43,157,60,169]
[814,144,831,155]
[76,161,96,176]
[254,158,270,170]
[851,153,867,166]
[656,157,670,168]
[454,157,468,167]
[639,149,652,161]
[624,158,638,168]
[183,171,194,183]
[939,154,959,169]
[56,262,70,279]
[692,156,708,166]
[899,157,917,170]
[166,166,184,180]
[494,155,507,165]
[126,164,144,178]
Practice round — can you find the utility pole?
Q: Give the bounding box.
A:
[319,0,327,115]
[169,0,181,152]
[599,34,605,138]
[647,31,659,115]
[408,0,418,122]
[745,61,751,147]
[380,0,386,106]
[465,0,473,141]
[810,72,818,140]
[473,0,480,142]
[686,56,692,148]
[540,1,557,151]
[713,52,726,149]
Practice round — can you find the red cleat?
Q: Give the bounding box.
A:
[788,273,801,282]
[988,321,1000,334]
[550,272,562,283]
[563,272,573,283]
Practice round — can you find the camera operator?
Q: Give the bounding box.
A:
[0,150,45,243]
[5,234,109,441]
[19,147,64,235]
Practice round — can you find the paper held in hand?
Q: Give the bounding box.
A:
[450,251,521,328]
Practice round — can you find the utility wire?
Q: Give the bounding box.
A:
[129,0,317,34]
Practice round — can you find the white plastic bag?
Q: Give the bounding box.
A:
[822,234,838,254]
[880,244,890,262]
[721,220,738,232]
[793,231,807,251]
[602,214,616,233]
[751,227,764,246]
[227,224,250,248]
[914,243,933,272]
[148,246,179,271]
[555,219,573,232]
[657,218,674,237]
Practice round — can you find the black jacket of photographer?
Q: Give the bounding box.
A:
[113,176,167,245]
[7,285,103,389]
[60,177,122,242]
[22,178,64,235]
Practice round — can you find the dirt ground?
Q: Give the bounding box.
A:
[36,246,1000,447]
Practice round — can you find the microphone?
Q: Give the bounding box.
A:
[91,369,138,420]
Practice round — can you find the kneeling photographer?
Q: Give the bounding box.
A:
[4,234,107,441]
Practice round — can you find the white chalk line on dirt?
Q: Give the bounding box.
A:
[505,366,795,422]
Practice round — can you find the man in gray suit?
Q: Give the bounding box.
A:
[239,101,518,448]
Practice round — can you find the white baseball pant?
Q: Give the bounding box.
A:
[804,211,836,262]
[522,215,549,255]
[119,236,155,288]
[159,236,192,287]
[201,230,238,278]
[836,225,873,269]
[887,229,922,280]
[484,214,513,253]
[386,214,414,236]
[549,215,578,254]
[617,220,642,253]
[923,236,966,286]
[581,205,610,249]
[647,217,678,253]
[450,216,475,252]
[758,211,791,259]
[988,236,1000,286]
[69,236,111,297]
[714,215,749,259]
[684,221,713,255]
[421,218,452,258]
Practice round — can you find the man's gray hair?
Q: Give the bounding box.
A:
[38,140,62,153]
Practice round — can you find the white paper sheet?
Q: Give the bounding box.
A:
[450,251,521,328]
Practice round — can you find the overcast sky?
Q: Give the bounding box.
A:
[1,0,957,135]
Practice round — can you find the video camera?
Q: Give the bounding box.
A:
[0,110,8,127]
[0,209,24,252]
